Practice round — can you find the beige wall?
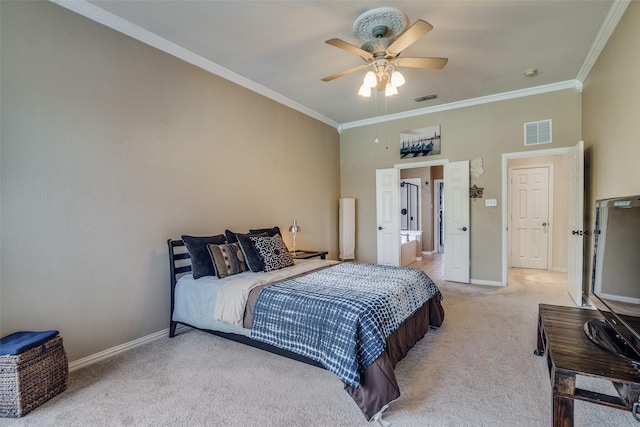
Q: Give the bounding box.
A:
[0,1,340,361]
[582,1,640,293]
[340,89,582,282]
[583,1,640,206]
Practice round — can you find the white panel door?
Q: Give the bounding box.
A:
[444,161,470,283]
[376,168,400,266]
[567,141,584,306]
[509,167,550,269]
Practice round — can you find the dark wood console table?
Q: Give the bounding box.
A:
[535,304,640,426]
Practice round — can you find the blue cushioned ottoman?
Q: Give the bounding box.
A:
[0,331,68,418]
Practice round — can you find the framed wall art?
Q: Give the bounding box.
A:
[399,125,441,158]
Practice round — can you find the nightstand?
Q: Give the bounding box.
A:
[290,250,328,260]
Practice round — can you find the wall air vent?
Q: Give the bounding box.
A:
[414,94,438,102]
[524,119,552,146]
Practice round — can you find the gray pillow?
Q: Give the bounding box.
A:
[249,234,294,272]
[249,226,281,237]
[237,232,268,272]
[224,230,244,244]
[181,234,226,279]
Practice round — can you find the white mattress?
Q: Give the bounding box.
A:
[172,258,338,336]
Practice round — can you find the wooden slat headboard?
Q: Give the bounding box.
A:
[168,239,191,276]
[167,239,191,337]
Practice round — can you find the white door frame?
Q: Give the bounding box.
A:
[433,178,444,253]
[501,146,576,285]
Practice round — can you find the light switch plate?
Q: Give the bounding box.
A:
[485,199,498,207]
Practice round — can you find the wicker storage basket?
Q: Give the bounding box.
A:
[0,336,68,418]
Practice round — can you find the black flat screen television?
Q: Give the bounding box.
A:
[585,195,640,364]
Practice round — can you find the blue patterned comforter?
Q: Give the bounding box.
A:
[250,262,442,388]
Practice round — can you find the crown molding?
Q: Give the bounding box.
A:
[576,0,631,82]
[49,0,341,129]
[50,0,625,134]
[340,80,582,131]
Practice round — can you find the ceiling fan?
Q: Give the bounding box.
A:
[321,8,448,96]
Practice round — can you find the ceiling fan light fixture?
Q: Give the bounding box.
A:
[358,84,372,97]
[363,71,377,88]
[385,82,398,97]
[391,70,405,87]
[322,9,448,102]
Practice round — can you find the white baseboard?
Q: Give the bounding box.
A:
[68,325,188,372]
[470,279,505,287]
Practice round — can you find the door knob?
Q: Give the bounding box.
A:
[542,222,547,226]
[378,226,384,230]
[458,227,467,231]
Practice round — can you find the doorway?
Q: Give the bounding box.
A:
[399,165,444,257]
[377,159,448,266]
[390,159,471,283]
[377,160,470,283]
[502,145,583,292]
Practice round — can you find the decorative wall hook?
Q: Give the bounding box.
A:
[470,157,485,179]
[470,184,484,199]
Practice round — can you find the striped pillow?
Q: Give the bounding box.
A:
[207,242,247,278]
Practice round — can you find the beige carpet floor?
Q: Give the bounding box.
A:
[2,258,638,426]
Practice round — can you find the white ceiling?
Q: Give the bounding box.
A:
[55,1,625,129]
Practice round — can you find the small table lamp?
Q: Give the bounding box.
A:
[289,219,301,254]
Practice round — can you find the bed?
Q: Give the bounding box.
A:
[167,235,444,421]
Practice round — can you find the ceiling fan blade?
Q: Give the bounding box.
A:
[321,64,369,82]
[325,38,374,60]
[387,19,433,55]
[395,57,448,69]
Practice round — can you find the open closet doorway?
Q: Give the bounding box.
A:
[502,142,584,306]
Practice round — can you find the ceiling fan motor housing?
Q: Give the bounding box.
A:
[372,25,388,38]
[361,38,394,57]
